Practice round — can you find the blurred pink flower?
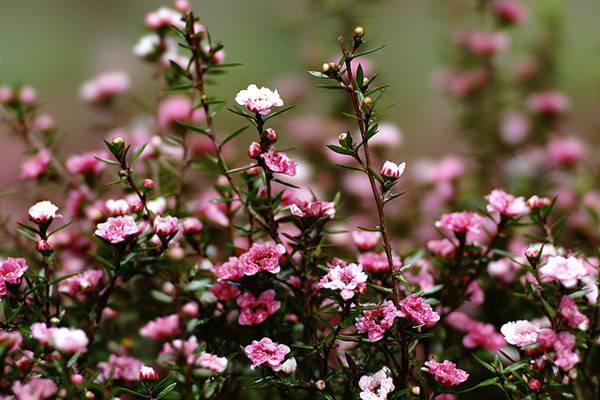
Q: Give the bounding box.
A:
[244,337,290,369]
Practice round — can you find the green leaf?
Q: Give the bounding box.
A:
[353,44,386,58]
[129,143,148,164]
[326,145,354,156]
[308,70,328,78]
[155,382,177,399]
[264,105,296,121]
[175,120,209,135]
[220,125,248,147]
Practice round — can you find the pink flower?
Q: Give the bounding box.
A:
[211,281,241,301]
[181,217,203,234]
[80,71,130,104]
[487,258,519,283]
[214,256,244,281]
[500,320,538,347]
[248,141,262,158]
[380,161,406,179]
[527,91,569,115]
[244,337,291,370]
[261,148,298,176]
[12,378,57,400]
[290,200,335,220]
[462,321,506,352]
[435,211,486,235]
[105,199,131,216]
[0,330,23,353]
[539,256,586,288]
[34,113,56,133]
[527,195,552,209]
[236,289,281,325]
[355,300,401,342]
[492,0,528,24]
[422,359,469,386]
[239,242,286,276]
[145,7,185,30]
[95,215,141,244]
[19,86,38,106]
[196,352,228,373]
[58,270,104,296]
[457,31,508,56]
[552,332,580,371]
[153,215,179,237]
[547,136,586,166]
[427,239,456,258]
[235,84,284,115]
[158,96,206,133]
[98,354,143,381]
[352,230,381,251]
[139,365,158,381]
[20,149,51,180]
[358,367,395,400]
[485,189,530,218]
[31,323,88,353]
[159,336,199,365]
[500,111,529,145]
[140,314,181,340]
[398,295,440,327]
[1,257,28,286]
[66,151,108,175]
[559,295,589,331]
[319,263,367,300]
[29,200,60,223]
[358,252,401,273]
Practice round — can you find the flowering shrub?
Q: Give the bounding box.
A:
[0,1,599,399]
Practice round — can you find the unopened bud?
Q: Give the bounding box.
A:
[142,179,155,190]
[410,386,420,396]
[248,142,262,158]
[363,96,373,108]
[112,137,125,145]
[50,317,60,326]
[84,390,95,399]
[353,26,365,38]
[322,63,330,73]
[140,365,159,381]
[36,239,53,255]
[265,128,278,142]
[315,380,326,391]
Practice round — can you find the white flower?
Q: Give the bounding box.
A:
[235,84,283,115]
[500,320,538,347]
[359,367,395,400]
[539,256,587,288]
[29,201,60,223]
[274,357,297,374]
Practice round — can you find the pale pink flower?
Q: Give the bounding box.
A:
[485,189,530,218]
[66,151,107,175]
[427,239,456,258]
[95,215,140,244]
[159,336,199,365]
[12,378,57,400]
[139,365,158,380]
[527,195,552,209]
[380,161,406,179]
[487,258,520,283]
[145,7,185,30]
[32,323,88,353]
[181,301,199,317]
[462,321,506,352]
[492,0,528,24]
[261,149,298,176]
[422,359,469,386]
[527,91,569,115]
[457,31,508,56]
[196,352,228,373]
[0,330,23,353]
[33,113,56,133]
[19,86,38,106]
[105,199,131,216]
[236,289,281,325]
[369,122,403,148]
[355,300,402,342]
[235,84,283,115]
[80,71,130,104]
[290,200,335,219]
[547,136,586,166]
[20,149,51,180]
[197,193,229,227]
[539,256,586,288]
[319,263,367,300]
[437,68,489,99]
[153,215,179,237]
[140,314,180,340]
[244,337,291,370]
[211,281,241,301]
[352,230,381,251]
[158,96,205,132]
[559,295,589,331]
[29,201,60,223]
[181,217,203,234]
[358,252,401,273]
[214,257,244,282]
[435,211,486,235]
[358,367,395,400]
[239,242,286,276]
[552,332,580,371]
[398,295,440,327]
[500,320,538,347]
[500,111,529,145]
[98,354,143,381]
[58,270,104,296]
[1,257,28,285]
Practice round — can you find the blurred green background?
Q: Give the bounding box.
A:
[1,0,600,166]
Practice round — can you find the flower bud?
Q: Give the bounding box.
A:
[0,85,14,104]
[353,26,365,38]
[153,215,179,237]
[142,178,156,190]
[111,136,125,145]
[315,380,326,391]
[410,386,421,396]
[248,142,262,158]
[36,239,53,255]
[174,0,190,12]
[84,390,95,399]
[181,301,199,317]
[29,201,60,224]
[139,365,159,380]
[70,374,85,385]
[322,63,330,73]
[380,161,406,179]
[528,379,541,391]
[19,86,38,107]
[265,128,278,142]
[50,317,60,325]
[181,217,203,234]
[362,96,373,109]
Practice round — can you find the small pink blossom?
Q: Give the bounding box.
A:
[0,330,23,353]
[500,320,538,347]
[239,242,286,276]
[248,141,262,158]
[158,95,205,132]
[236,289,281,325]
[559,295,589,331]
[358,252,401,273]
[159,336,199,365]
[492,0,528,24]
[398,295,440,327]
[12,378,57,400]
[145,7,185,30]
[29,200,60,223]
[211,281,241,301]
[140,314,181,340]
[1,257,29,285]
[358,367,395,400]
[261,148,298,176]
[98,354,143,381]
[547,136,586,167]
[485,189,530,218]
[181,217,203,234]
[462,321,506,352]
[66,151,108,175]
[552,332,580,371]
[214,256,244,281]
[80,71,130,104]
[105,199,131,216]
[197,352,228,373]
[95,215,141,244]
[539,256,586,288]
[427,239,456,258]
[34,113,56,133]
[153,215,179,237]
[319,263,368,300]
[31,323,88,353]
[58,270,104,297]
[352,230,381,251]
[435,211,486,235]
[527,195,552,209]
[20,149,51,180]
[355,300,402,342]
[457,31,508,56]
[290,200,335,219]
[244,337,290,370]
[139,365,158,380]
[235,84,284,115]
[527,91,569,115]
[380,161,406,179]
[422,359,469,386]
